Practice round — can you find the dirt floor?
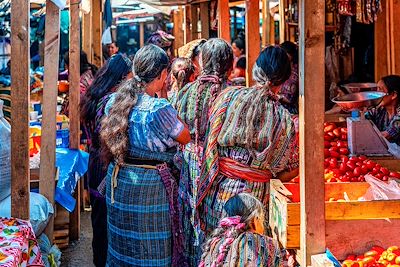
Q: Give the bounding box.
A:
[60,211,95,267]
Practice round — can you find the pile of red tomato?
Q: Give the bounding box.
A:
[323,122,400,182]
[343,245,400,267]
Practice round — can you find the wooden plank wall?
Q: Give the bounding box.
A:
[218,0,231,41]
[82,0,93,61]
[191,5,198,40]
[200,2,210,39]
[262,0,271,47]
[298,0,326,265]
[10,0,30,220]
[92,0,103,67]
[69,0,81,241]
[173,7,184,54]
[40,0,61,241]
[184,5,192,44]
[245,0,260,85]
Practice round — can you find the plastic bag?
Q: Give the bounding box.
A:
[0,100,11,201]
[362,174,400,201]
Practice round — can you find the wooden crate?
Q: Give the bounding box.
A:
[269,179,400,259]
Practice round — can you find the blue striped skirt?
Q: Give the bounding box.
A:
[106,162,172,267]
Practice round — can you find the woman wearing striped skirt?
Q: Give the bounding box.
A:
[197,46,300,234]
[100,45,190,267]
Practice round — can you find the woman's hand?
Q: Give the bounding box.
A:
[277,168,299,183]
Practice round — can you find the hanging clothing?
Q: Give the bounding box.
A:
[173,76,227,266]
[197,87,299,233]
[104,93,186,267]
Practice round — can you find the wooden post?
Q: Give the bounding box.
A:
[262,0,271,47]
[279,0,285,42]
[184,5,192,44]
[82,0,93,61]
[218,0,231,41]
[173,7,184,54]
[200,2,210,39]
[139,22,145,48]
[69,0,81,241]
[191,5,198,41]
[40,0,60,241]
[10,0,30,220]
[92,0,103,67]
[245,0,260,86]
[298,0,326,265]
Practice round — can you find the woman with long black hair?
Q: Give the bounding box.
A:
[80,54,133,267]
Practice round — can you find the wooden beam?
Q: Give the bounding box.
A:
[279,0,285,42]
[40,0,60,241]
[200,2,210,39]
[69,0,81,241]
[173,7,184,54]
[191,4,199,40]
[139,22,145,48]
[184,5,192,44]
[10,0,30,220]
[92,0,102,67]
[262,0,271,47]
[218,0,231,41]
[245,0,260,86]
[82,0,93,61]
[298,0,326,265]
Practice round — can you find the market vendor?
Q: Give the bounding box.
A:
[366,75,400,145]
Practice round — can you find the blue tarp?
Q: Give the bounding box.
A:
[55,148,89,212]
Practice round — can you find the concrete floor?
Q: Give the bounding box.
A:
[60,211,95,267]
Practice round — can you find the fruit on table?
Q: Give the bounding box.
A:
[344,246,400,267]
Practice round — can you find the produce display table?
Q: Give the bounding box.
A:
[0,217,44,266]
[269,179,400,260]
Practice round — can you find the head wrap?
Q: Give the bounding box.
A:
[147,30,175,49]
[178,39,206,59]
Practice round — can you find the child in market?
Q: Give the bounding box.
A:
[168,57,195,103]
[199,193,283,267]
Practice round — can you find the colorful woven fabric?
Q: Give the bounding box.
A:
[201,232,282,267]
[0,217,44,267]
[197,87,299,232]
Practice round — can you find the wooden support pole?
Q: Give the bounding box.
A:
[92,0,103,67]
[173,7,184,54]
[139,22,145,48]
[191,5,198,41]
[245,0,260,86]
[69,0,81,241]
[279,0,285,42]
[10,0,30,220]
[218,0,231,41]
[262,0,271,47]
[298,0,326,265]
[82,0,93,61]
[184,5,192,44]
[200,2,210,39]
[40,0,60,241]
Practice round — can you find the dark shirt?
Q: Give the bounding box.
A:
[366,106,400,145]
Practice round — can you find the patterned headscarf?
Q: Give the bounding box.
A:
[147,30,175,49]
[178,39,206,59]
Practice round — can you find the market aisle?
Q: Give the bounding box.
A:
[60,211,95,267]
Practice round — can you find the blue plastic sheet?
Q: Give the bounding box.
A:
[55,148,89,212]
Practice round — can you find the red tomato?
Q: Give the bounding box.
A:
[327,132,336,138]
[366,161,376,170]
[330,177,337,182]
[329,147,339,152]
[346,171,354,178]
[347,255,357,261]
[330,151,340,158]
[339,148,349,155]
[341,134,348,140]
[356,161,363,167]
[324,161,329,168]
[339,162,348,173]
[375,164,382,169]
[380,167,390,175]
[324,134,333,141]
[340,176,350,182]
[340,155,349,163]
[361,165,369,175]
[354,167,362,177]
[350,177,358,182]
[371,246,385,255]
[347,162,356,170]
[382,176,389,181]
[324,124,336,133]
[349,156,359,162]
[324,149,330,158]
[341,127,348,134]
[375,173,384,180]
[358,155,367,161]
[390,172,400,178]
[358,176,365,182]
[337,141,348,148]
[372,167,380,175]
[333,128,341,137]
[329,158,338,168]
[324,141,331,148]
